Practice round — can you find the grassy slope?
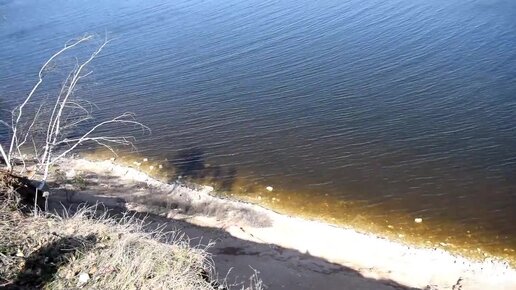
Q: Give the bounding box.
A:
[0,176,262,290]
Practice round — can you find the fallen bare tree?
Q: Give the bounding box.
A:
[0,34,149,213]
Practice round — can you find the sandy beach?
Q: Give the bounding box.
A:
[47,157,516,290]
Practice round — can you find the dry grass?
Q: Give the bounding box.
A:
[0,205,210,289]
[0,185,262,290]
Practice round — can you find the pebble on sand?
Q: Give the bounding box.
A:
[77,272,90,286]
[414,217,423,223]
[65,169,76,179]
[266,186,274,192]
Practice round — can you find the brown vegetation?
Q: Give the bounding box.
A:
[0,172,262,289]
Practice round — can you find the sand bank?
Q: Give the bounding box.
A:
[50,157,516,290]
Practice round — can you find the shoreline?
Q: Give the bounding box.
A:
[52,157,516,290]
[80,150,516,265]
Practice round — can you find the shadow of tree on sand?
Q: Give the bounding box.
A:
[4,234,97,289]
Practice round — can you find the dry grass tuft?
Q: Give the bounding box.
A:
[0,194,262,289]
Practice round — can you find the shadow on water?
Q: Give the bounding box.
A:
[171,147,206,179]
[169,147,238,192]
[5,234,97,290]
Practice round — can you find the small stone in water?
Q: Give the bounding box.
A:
[414,218,423,223]
[143,158,148,162]
[266,186,273,192]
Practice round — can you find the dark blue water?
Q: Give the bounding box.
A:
[1,0,515,257]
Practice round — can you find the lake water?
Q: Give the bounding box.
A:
[1,0,515,260]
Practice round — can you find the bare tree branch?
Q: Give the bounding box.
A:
[0,144,9,168]
[48,113,149,167]
[0,120,10,129]
[7,34,93,169]
[0,34,149,215]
